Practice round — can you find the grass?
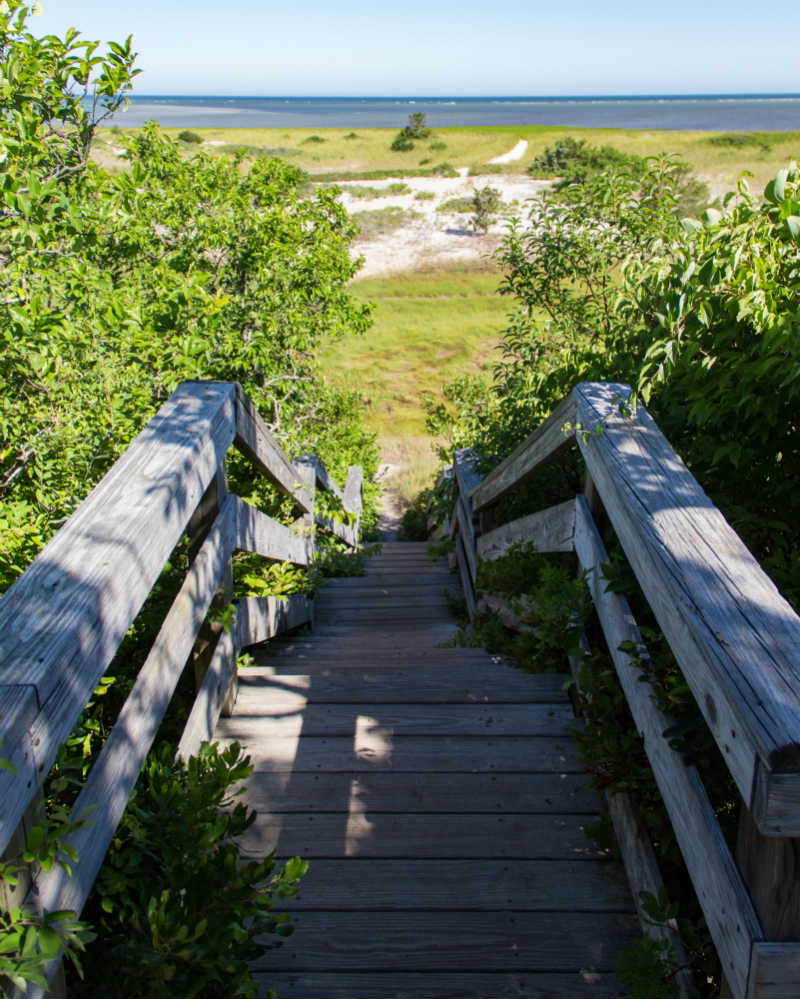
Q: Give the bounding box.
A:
[93,124,800,192]
[350,206,421,238]
[318,263,508,439]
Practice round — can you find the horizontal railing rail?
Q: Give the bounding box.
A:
[451,381,800,998]
[0,380,362,992]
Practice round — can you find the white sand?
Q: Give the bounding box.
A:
[335,172,551,278]
[488,139,529,164]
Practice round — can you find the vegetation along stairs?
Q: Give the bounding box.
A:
[214,541,638,998]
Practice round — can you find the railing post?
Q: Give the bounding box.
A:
[737,807,800,941]
[293,456,317,562]
[188,466,235,707]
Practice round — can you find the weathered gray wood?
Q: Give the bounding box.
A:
[235,666,567,703]
[213,733,584,773]
[0,687,39,855]
[477,498,576,561]
[233,495,309,565]
[470,393,576,512]
[282,859,632,911]
[213,701,575,739]
[176,621,239,761]
[292,455,317,559]
[0,380,237,850]
[343,465,364,516]
[315,512,359,548]
[259,971,623,998]
[455,492,478,585]
[315,604,455,623]
[304,453,344,503]
[453,448,484,498]
[747,942,800,998]
[574,381,800,835]
[236,595,313,648]
[32,498,236,916]
[239,811,606,859]
[605,790,695,999]
[254,911,638,972]
[573,493,763,996]
[454,530,476,620]
[243,770,601,813]
[315,590,458,609]
[233,383,312,513]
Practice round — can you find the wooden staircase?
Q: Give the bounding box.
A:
[215,542,637,998]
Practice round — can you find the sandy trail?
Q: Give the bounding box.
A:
[488,139,529,164]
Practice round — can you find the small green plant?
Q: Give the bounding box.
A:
[77,742,307,999]
[414,190,435,201]
[177,129,202,144]
[343,131,359,139]
[390,133,415,152]
[429,140,446,151]
[432,162,457,177]
[390,112,432,152]
[437,197,473,214]
[471,185,501,234]
[302,134,326,144]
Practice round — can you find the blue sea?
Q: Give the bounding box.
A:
[102,94,800,131]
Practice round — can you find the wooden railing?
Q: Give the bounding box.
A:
[451,381,800,999]
[0,380,362,990]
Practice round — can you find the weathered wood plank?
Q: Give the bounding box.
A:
[453,448,484,499]
[305,454,344,503]
[235,666,569,703]
[574,381,800,834]
[573,493,762,996]
[470,393,576,512]
[343,465,364,516]
[177,622,239,761]
[314,513,358,548]
[0,381,237,849]
[477,498,576,561]
[212,733,584,773]
[236,595,313,649]
[0,687,39,855]
[216,702,575,739]
[748,942,800,998]
[455,492,478,585]
[606,790,695,999]
[30,491,236,916]
[281,859,632,911]
[259,970,623,999]
[254,911,638,972]
[243,771,601,813]
[314,592,458,610]
[234,496,309,565]
[314,605,454,623]
[233,383,312,513]
[239,811,606,859]
[254,644,496,663]
[454,530,476,620]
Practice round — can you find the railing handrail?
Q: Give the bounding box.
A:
[0,380,361,939]
[450,380,800,998]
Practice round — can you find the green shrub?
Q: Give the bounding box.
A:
[706,131,773,151]
[471,185,501,233]
[391,133,415,151]
[432,162,457,177]
[77,742,307,999]
[415,190,435,200]
[429,140,446,151]
[437,197,473,214]
[302,134,325,143]
[344,131,359,139]
[177,129,202,144]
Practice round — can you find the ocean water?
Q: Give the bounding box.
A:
[101,94,800,131]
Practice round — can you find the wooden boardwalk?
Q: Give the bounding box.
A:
[215,542,637,998]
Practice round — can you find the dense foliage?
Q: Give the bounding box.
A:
[0,2,376,594]
[77,743,306,999]
[0,3,377,992]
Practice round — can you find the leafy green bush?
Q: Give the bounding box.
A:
[77,742,306,999]
[706,131,773,151]
[177,129,203,144]
[436,197,473,214]
[471,185,501,233]
[390,132,415,151]
[302,134,325,143]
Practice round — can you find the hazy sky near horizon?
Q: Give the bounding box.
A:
[32,1,800,96]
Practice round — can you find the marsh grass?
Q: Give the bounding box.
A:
[318,263,508,438]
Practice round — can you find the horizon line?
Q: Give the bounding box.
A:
[123,91,800,101]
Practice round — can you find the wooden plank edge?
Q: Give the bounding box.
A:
[748,942,800,998]
[31,500,236,916]
[233,384,312,514]
[343,465,364,516]
[471,393,576,512]
[574,494,762,997]
[477,497,576,561]
[234,495,310,565]
[237,594,313,649]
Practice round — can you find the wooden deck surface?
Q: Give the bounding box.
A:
[214,542,637,998]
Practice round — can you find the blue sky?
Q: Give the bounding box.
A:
[32,1,800,96]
